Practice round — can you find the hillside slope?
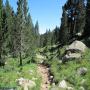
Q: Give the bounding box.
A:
[37,43,90,90]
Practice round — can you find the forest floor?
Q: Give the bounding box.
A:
[38,64,50,90]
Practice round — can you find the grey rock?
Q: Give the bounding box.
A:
[50,76,54,79]
[77,67,87,75]
[66,40,87,52]
[67,87,73,90]
[63,53,81,60]
[58,80,74,90]
[80,86,85,90]
[16,77,36,90]
[52,83,55,86]
[58,80,67,88]
[62,40,87,61]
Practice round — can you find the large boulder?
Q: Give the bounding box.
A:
[66,40,87,52]
[62,41,87,62]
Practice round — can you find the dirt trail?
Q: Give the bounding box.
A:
[38,64,50,90]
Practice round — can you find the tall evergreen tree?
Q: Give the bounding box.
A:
[16,0,24,66]
[59,6,69,44]
[74,0,86,36]
[34,21,40,47]
[23,0,28,21]
[23,13,35,58]
[84,0,90,37]
[4,0,15,56]
[0,0,3,60]
[34,21,39,35]
[59,0,86,45]
[53,26,60,44]
[22,0,35,58]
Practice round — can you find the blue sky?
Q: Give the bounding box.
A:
[3,0,67,34]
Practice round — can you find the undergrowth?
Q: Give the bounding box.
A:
[40,46,90,90]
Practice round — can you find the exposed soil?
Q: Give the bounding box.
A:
[38,64,50,90]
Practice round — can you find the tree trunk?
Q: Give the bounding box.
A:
[19,51,22,66]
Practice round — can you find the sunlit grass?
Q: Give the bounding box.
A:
[0,58,41,90]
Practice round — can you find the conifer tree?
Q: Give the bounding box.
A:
[16,0,23,66]
[59,0,86,44]
[0,0,3,60]
[23,0,28,21]
[53,26,60,44]
[23,13,35,57]
[59,6,69,44]
[76,0,86,35]
[4,0,15,56]
[34,21,40,47]
[84,0,90,37]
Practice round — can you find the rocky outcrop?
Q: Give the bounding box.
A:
[62,40,87,61]
[66,40,87,52]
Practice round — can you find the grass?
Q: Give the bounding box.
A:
[40,45,90,90]
[0,58,41,90]
[1,45,90,90]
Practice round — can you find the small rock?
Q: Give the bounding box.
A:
[62,52,81,61]
[16,77,36,90]
[16,77,24,85]
[80,86,85,90]
[76,32,82,36]
[52,83,55,86]
[67,87,73,90]
[77,67,87,75]
[50,76,54,79]
[58,80,67,88]
[47,68,50,71]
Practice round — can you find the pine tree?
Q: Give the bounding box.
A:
[23,0,28,21]
[59,0,86,45]
[22,0,36,59]
[40,34,45,47]
[66,0,85,35]
[76,0,86,35]
[84,0,90,37]
[4,0,15,56]
[0,0,3,59]
[16,0,24,66]
[23,13,35,58]
[59,6,69,44]
[53,26,60,44]
[42,29,52,46]
[34,21,40,47]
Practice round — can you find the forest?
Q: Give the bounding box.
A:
[0,0,90,90]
